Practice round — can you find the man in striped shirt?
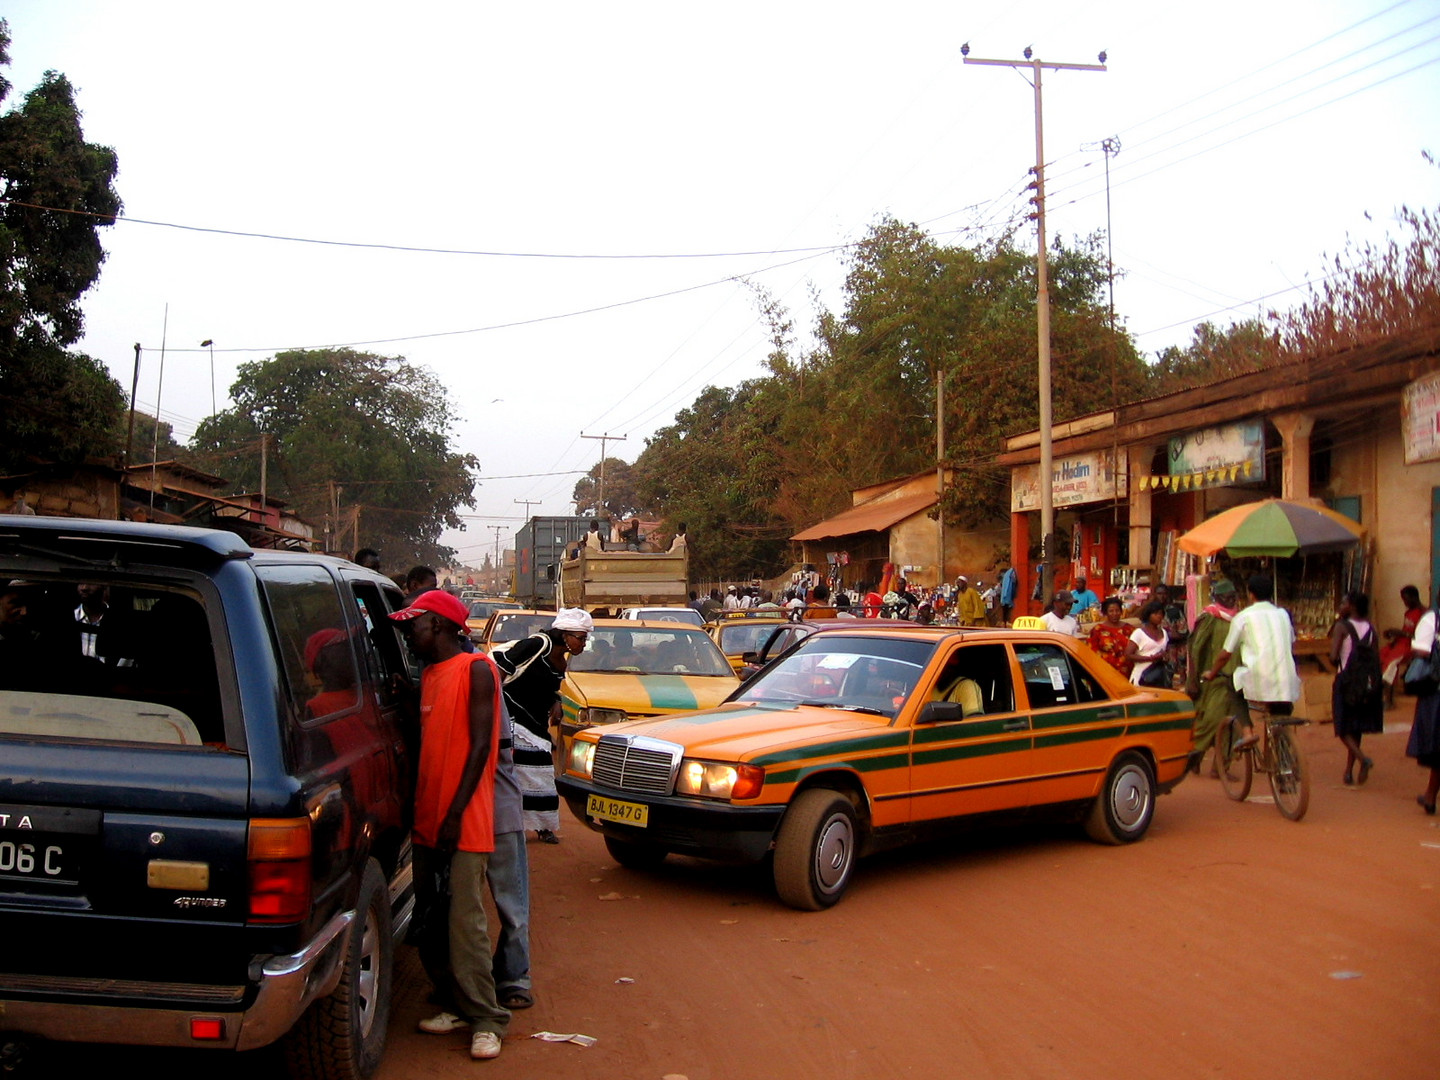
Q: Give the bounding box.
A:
[1201,573,1301,753]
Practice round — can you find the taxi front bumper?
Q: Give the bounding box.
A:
[557,775,785,863]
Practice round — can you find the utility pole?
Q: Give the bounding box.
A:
[259,432,269,518]
[488,525,504,593]
[936,369,946,586]
[964,44,1106,606]
[513,498,539,524]
[579,432,627,526]
[125,343,142,469]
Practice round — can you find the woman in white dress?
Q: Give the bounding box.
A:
[1125,601,1170,687]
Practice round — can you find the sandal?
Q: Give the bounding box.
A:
[501,990,534,1010]
[537,829,560,844]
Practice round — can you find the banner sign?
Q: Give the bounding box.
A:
[1011,449,1126,513]
[1168,419,1264,482]
[1402,370,1440,465]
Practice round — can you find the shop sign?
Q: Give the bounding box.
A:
[1402,370,1440,464]
[1164,420,1265,490]
[1011,449,1125,513]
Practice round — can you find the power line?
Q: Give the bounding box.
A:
[0,197,850,261]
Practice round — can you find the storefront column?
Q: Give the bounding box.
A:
[1273,412,1315,500]
[1128,443,1159,578]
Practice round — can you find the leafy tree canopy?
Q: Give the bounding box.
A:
[191,348,479,566]
[572,456,647,519]
[633,380,793,582]
[0,19,126,471]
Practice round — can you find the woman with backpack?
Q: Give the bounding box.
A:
[1330,591,1383,786]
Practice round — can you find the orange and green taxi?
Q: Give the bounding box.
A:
[558,619,740,747]
[557,624,1195,910]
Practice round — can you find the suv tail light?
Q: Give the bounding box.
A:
[247,817,312,923]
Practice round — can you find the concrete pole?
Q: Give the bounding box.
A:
[964,49,1106,603]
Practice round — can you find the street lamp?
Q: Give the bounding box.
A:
[200,339,215,416]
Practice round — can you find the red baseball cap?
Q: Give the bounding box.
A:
[304,627,349,671]
[387,589,470,632]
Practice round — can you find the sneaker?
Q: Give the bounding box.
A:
[470,1031,503,1060]
[418,1012,466,1034]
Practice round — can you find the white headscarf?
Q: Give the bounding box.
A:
[552,608,594,632]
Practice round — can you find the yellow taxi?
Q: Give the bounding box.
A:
[557,624,1196,909]
[559,619,740,747]
[465,597,524,636]
[706,610,789,674]
[476,608,554,652]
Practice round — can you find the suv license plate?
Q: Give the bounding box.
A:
[0,836,76,885]
[587,794,649,828]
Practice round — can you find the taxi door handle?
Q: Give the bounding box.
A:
[1002,718,1029,732]
[1096,707,1124,720]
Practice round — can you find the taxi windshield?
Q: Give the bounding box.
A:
[733,634,935,718]
[569,626,733,677]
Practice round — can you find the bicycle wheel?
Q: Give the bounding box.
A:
[1268,724,1309,821]
[1215,717,1253,802]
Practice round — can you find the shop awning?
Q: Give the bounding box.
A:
[791,492,936,542]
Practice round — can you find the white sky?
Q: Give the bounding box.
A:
[5,1,1438,566]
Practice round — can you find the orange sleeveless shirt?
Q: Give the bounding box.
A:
[413,651,503,853]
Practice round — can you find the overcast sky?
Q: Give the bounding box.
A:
[5,1,1437,565]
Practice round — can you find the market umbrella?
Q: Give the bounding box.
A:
[1177,499,1364,558]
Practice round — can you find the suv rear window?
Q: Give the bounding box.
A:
[0,577,224,746]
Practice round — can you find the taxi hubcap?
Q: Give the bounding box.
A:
[814,813,854,892]
[1111,764,1152,830]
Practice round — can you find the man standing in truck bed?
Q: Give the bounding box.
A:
[389,590,511,1060]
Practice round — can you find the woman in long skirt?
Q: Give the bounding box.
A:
[1407,596,1440,814]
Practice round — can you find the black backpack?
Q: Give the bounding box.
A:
[1338,621,1382,709]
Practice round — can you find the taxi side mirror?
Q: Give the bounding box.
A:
[917,701,963,724]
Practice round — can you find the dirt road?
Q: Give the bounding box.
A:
[29,717,1440,1080]
[379,718,1438,1080]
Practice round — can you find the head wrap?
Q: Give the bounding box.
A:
[552,608,595,632]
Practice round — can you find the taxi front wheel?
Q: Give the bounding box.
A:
[773,789,857,910]
[1084,751,1155,845]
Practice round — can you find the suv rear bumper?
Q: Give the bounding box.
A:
[0,909,353,1051]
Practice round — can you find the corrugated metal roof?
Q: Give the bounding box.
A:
[790,491,936,542]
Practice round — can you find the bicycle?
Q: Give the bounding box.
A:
[1214,702,1310,821]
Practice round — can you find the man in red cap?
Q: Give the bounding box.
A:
[388,589,510,1060]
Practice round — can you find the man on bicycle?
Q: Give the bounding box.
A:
[1199,573,1301,754]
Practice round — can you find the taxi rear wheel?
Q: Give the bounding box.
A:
[604,834,669,871]
[1084,751,1155,845]
[773,789,858,910]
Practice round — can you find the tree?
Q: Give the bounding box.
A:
[633,381,792,582]
[572,457,646,519]
[122,410,184,464]
[763,218,1145,530]
[191,349,480,565]
[0,20,126,471]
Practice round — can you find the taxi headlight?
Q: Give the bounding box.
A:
[568,738,596,779]
[674,759,764,800]
[579,707,629,726]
